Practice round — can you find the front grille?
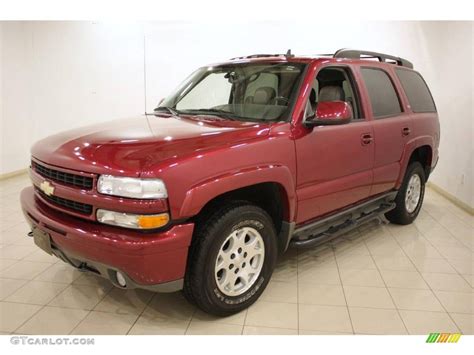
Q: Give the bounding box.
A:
[33,161,93,190]
[36,188,93,215]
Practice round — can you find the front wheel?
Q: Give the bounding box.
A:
[385,162,426,225]
[183,202,277,316]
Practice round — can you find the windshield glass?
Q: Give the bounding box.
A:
[160,62,306,122]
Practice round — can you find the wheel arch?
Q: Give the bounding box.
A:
[193,182,290,231]
[180,166,296,253]
[397,137,434,188]
[408,145,433,179]
[178,165,296,221]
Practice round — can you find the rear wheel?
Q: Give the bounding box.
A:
[183,202,277,316]
[385,162,426,225]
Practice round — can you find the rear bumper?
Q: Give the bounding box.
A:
[20,186,194,292]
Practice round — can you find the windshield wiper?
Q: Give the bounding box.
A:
[152,106,179,116]
[180,108,238,120]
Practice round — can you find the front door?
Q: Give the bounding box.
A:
[295,66,374,224]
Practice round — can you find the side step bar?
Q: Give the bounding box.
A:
[290,191,396,249]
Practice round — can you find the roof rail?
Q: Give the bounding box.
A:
[334,48,414,69]
[230,49,295,60]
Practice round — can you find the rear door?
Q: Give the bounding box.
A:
[358,66,413,195]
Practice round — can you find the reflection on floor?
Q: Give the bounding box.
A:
[0,174,472,335]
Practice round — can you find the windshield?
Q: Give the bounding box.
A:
[160,62,306,122]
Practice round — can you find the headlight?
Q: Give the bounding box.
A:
[97,175,167,199]
[96,209,170,229]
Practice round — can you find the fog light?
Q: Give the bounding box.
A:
[96,209,169,229]
[116,271,127,287]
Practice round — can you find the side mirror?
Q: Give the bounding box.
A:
[304,101,353,128]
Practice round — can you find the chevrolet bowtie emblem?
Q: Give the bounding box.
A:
[39,181,55,196]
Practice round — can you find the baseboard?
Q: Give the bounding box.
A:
[0,168,28,181]
[427,182,474,215]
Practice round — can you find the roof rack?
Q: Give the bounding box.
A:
[334,48,414,69]
[230,49,295,60]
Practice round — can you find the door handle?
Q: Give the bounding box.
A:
[402,127,411,136]
[361,133,373,146]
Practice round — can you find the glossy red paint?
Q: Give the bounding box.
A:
[32,115,266,177]
[315,101,353,121]
[21,187,193,285]
[21,54,440,290]
[294,120,375,222]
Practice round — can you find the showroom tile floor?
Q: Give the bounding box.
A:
[0,174,472,335]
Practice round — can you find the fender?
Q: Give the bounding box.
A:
[178,164,296,221]
[396,135,434,188]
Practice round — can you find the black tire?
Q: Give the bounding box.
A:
[183,202,277,316]
[385,162,426,225]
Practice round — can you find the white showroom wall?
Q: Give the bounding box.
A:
[1,22,34,175]
[0,23,3,167]
[0,22,145,174]
[418,22,473,208]
[0,21,472,207]
[144,21,436,109]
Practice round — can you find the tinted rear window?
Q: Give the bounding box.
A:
[361,68,402,118]
[396,69,436,113]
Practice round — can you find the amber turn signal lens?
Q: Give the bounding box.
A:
[96,209,170,230]
[137,213,170,229]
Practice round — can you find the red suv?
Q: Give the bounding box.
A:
[21,49,440,316]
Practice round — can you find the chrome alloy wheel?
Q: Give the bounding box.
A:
[405,173,422,213]
[214,227,265,297]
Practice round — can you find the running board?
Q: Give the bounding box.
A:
[290,191,396,249]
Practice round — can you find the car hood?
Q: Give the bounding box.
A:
[31,114,271,176]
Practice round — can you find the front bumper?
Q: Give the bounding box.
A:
[21,186,194,292]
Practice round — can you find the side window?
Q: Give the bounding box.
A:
[176,72,231,110]
[361,68,402,118]
[395,69,436,113]
[305,67,361,120]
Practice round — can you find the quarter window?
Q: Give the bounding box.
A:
[396,69,436,113]
[361,68,402,118]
